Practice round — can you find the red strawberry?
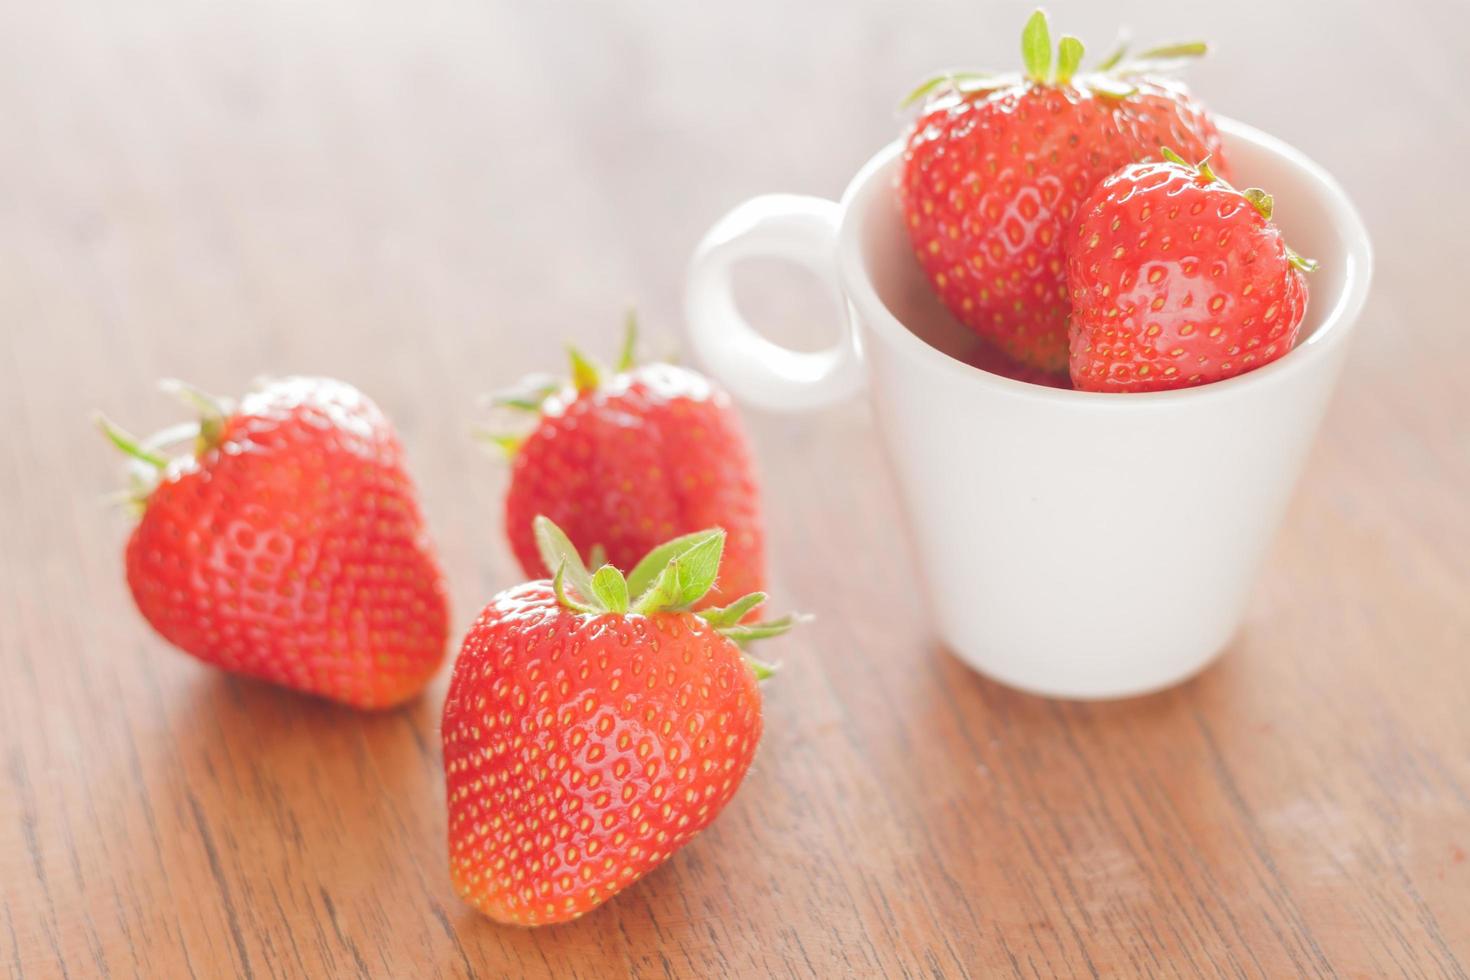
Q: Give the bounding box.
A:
[899,9,1227,372]
[488,316,764,609]
[98,377,449,708]
[442,517,796,925]
[1066,149,1318,392]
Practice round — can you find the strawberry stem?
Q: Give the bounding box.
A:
[741,653,777,680]
[899,10,1211,109]
[1055,35,1084,84]
[1133,41,1208,61]
[899,71,998,108]
[96,380,235,510]
[616,310,639,373]
[95,413,168,469]
[552,561,598,614]
[532,516,801,667]
[536,516,598,603]
[1160,147,1321,274]
[1021,9,1052,83]
[1287,247,1320,274]
[631,531,725,615]
[478,311,654,462]
[589,564,630,613]
[715,614,803,644]
[1243,188,1274,221]
[1160,146,1220,185]
[158,379,230,455]
[698,592,767,627]
[472,429,523,458]
[567,346,602,393]
[1094,34,1130,71]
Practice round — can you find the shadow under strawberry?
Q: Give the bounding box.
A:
[960,338,1073,389]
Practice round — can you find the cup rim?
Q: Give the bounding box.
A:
[835,117,1374,406]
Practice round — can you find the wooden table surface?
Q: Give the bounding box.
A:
[4,0,1467,976]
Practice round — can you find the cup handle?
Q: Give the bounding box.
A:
[685,194,865,412]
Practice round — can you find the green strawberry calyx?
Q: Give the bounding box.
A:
[1159,147,1321,274]
[901,8,1208,107]
[95,379,234,511]
[474,310,640,459]
[533,515,802,680]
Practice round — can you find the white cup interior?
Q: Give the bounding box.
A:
[847,118,1371,390]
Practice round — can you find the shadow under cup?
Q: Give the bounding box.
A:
[688,118,1372,699]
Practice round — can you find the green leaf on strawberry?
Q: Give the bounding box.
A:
[1055,35,1084,84]
[899,71,995,108]
[696,591,767,628]
[535,515,598,604]
[632,530,725,614]
[1021,9,1052,83]
[534,515,795,661]
[901,8,1209,111]
[567,345,602,393]
[616,309,639,372]
[478,312,639,447]
[624,528,720,598]
[589,563,631,613]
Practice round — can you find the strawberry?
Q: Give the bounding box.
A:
[486,316,764,609]
[1066,149,1318,392]
[442,517,797,925]
[98,377,449,708]
[899,9,1227,372]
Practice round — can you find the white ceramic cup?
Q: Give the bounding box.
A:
[685,118,1372,699]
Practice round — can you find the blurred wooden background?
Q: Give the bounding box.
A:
[3,0,1467,976]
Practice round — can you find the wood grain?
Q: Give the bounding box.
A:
[2,0,1467,976]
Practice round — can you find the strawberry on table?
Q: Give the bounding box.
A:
[97,377,449,709]
[1066,148,1318,392]
[485,315,765,609]
[899,8,1227,373]
[442,516,798,925]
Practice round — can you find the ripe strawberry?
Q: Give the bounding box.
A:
[1066,149,1318,392]
[98,377,449,708]
[443,517,796,925]
[899,9,1227,372]
[486,316,764,609]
